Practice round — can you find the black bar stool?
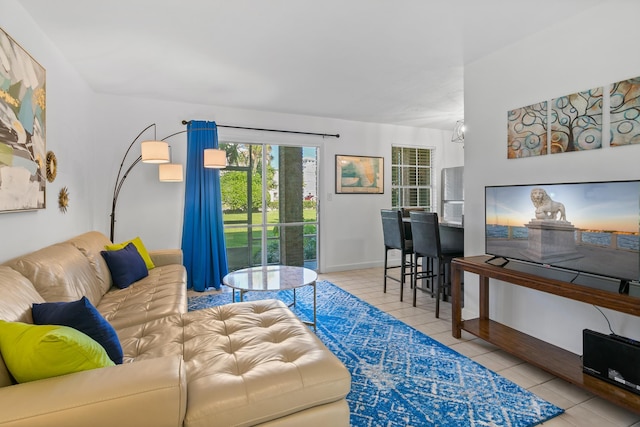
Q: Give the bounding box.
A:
[409,211,463,317]
[380,209,413,302]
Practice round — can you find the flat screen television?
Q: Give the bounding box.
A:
[485,180,640,288]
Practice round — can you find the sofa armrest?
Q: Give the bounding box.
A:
[149,249,183,267]
[0,355,186,427]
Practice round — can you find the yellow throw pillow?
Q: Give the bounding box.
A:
[0,320,115,383]
[105,236,155,270]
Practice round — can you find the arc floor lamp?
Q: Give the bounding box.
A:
[109,123,226,241]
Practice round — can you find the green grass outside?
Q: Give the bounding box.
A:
[224,209,317,248]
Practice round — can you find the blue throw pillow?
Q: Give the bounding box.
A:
[32,296,123,364]
[100,242,148,289]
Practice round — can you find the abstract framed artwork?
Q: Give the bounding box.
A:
[550,87,602,153]
[0,27,46,212]
[335,155,383,194]
[507,101,548,158]
[610,77,640,147]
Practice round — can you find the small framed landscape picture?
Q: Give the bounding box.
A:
[335,155,384,194]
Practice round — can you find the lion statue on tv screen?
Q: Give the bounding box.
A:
[530,188,566,221]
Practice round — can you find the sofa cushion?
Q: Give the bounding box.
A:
[0,266,45,324]
[101,243,148,289]
[6,242,106,306]
[96,264,187,330]
[66,231,114,295]
[0,266,47,387]
[0,320,114,383]
[116,300,351,427]
[105,236,156,270]
[32,296,123,364]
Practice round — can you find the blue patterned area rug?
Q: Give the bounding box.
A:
[189,281,563,427]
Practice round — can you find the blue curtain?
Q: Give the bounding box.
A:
[181,121,228,291]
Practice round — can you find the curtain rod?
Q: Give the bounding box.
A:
[181,120,339,139]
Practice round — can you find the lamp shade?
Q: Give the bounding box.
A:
[159,163,183,182]
[141,140,170,163]
[203,148,226,168]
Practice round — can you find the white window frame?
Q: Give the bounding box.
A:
[391,146,434,210]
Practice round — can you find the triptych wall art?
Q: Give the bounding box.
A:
[610,77,640,147]
[507,76,640,159]
[550,87,603,154]
[0,27,47,212]
[507,101,548,158]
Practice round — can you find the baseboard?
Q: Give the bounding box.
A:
[320,260,384,273]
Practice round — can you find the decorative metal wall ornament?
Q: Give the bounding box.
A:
[0,27,46,212]
[507,101,548,158]
[550,87,602,153]
[45,151,57,182]
[451,120,465,143]
[610,77,640,147]
[58,186,69,213]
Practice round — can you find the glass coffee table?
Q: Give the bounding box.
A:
[222,265,318,330]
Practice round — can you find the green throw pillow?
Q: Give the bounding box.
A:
[105,236,155,270]
[0,320,115,383]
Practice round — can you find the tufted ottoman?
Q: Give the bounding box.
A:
[117,299,351,427]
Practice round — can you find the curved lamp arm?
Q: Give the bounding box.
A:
[109,124,156,242]
[108,123,224,242]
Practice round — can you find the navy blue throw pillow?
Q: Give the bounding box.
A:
[100,242,148,289]
[32,296,123,364]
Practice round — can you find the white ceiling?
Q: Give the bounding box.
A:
[20,0,603,130]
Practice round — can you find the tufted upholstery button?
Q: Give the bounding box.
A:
[252,304,268,314]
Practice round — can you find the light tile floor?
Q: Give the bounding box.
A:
[318,267,640,427]
[192,266,640,426]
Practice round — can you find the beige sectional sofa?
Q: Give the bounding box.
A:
[0,231,351,427]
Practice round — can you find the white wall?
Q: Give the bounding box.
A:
[93,94,463,272]
[464,1,640,353]
[0,1,98,262]
[0,1,464,269]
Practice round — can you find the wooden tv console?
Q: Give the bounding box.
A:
[451,255,640,414]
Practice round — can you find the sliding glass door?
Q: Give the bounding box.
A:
[220,142,319,271]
